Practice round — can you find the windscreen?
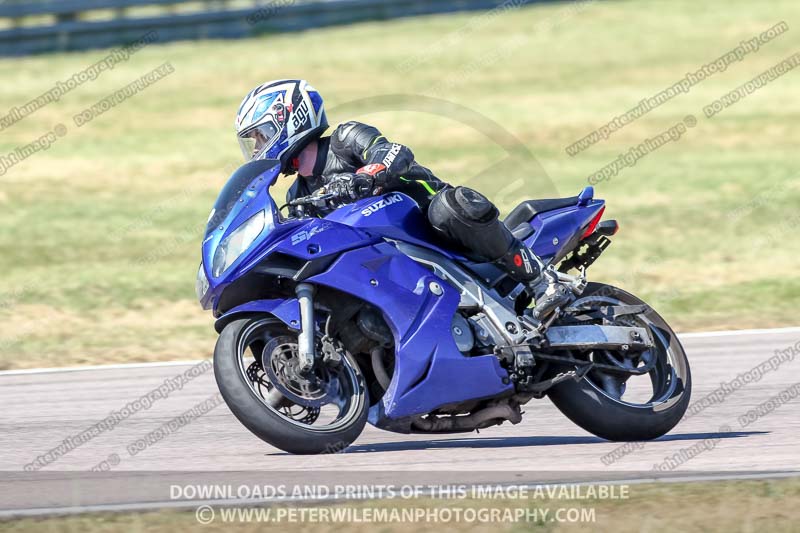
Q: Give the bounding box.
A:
[206,159,280,235]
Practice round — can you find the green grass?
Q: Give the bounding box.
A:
[2,477,799,532]
[1,0,799,368]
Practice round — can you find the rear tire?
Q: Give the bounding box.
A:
[214,317,369,454]
[547,283,692,441]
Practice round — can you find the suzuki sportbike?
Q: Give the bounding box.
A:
[197,159,691,454]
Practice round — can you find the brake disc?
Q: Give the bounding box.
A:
[262,336,339,408]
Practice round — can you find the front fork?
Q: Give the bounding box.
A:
[295,283,316,373]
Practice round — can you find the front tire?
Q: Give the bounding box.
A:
[214,317,369,454]
[547,283,692,441]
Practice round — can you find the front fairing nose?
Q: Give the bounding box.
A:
[198,159,282,309]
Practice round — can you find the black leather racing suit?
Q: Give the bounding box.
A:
[286,121,540,282]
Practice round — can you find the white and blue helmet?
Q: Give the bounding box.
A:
[235,79,328,167]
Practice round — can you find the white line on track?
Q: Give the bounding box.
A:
[0,360,206,376]
[677,326,800,338]
[1,326,798,377]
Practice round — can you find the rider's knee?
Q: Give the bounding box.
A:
[429,187,495,225]
[427,187,512,260]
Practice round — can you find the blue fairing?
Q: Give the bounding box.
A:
[199,162,604,427]
[526,188,605,263]
[325,193,466,259]
[306,243,512,420]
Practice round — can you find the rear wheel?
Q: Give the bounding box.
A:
[214,316,368,454]
[547,283,692,441]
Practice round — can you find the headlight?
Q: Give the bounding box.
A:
[212,210,268,277]
[195,263,209,302]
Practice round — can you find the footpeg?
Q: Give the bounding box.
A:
[531,282,571,320]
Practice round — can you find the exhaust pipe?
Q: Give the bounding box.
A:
[412,403,522,432]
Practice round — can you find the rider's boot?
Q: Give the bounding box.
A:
[494,239,572,320]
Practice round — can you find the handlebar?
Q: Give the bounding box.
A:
[282,178,360,215]
[287,192,336,206]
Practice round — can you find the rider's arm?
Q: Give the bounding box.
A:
[329,121,443,195]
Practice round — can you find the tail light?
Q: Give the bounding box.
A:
[581,206,605,239]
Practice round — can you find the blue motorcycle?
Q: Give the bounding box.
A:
[197,159,692,454]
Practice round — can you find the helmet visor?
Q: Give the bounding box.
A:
[237,121,280,161]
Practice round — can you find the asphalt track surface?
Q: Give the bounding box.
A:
[1,327,798,517]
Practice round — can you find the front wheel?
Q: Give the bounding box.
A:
[547,283,692,441]
[214,317,369,454]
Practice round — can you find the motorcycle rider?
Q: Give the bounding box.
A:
[235,79,570,319]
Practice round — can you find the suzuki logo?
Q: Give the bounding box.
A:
[360,194,404,217]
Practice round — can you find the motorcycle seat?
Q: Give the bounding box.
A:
[503,196,580,230]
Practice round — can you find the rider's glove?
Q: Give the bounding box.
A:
[325,173,375,201]
[350,173,376,198]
